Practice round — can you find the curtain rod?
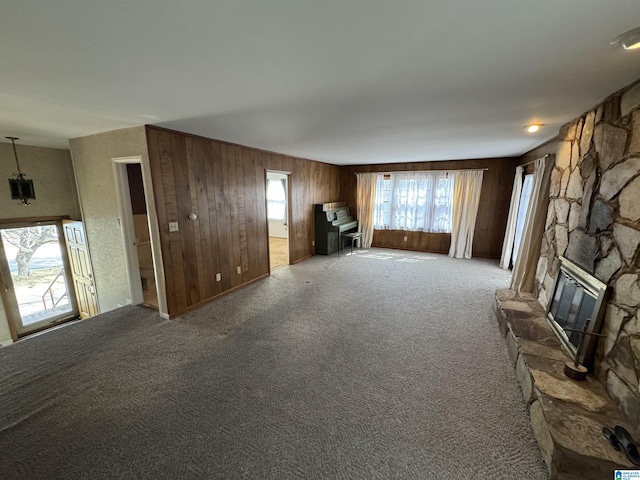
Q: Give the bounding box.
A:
[354,168,488,175]
[520,153,550,167]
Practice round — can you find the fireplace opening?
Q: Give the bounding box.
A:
[546,257,609,368]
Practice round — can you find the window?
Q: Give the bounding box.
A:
[266,179,286,221]
[373,172,454,232]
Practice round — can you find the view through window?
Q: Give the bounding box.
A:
[266,179,286,220]
[373,172,454,232]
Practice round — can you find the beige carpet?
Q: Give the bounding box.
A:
[0,248,548,479]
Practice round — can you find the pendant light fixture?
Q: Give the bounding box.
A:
[6,137,35,206]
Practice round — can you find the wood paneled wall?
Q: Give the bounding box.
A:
[518,136,558,174]
[146,126,341,317]
[340,158,517,258]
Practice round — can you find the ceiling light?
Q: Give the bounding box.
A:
[6,137,35,206]
[526,125,542,133]
[611,27,640,50]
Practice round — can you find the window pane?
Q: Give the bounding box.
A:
[372,172,453,232]
[267,180,286,220]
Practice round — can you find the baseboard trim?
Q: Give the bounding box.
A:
[291,253,312,264]
[169,273,270,319]
[369,244,499,259]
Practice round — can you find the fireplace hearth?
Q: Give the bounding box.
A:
[494,289,636,478]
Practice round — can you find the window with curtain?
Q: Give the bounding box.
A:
[266,179,286,220]
[373,172,454,232]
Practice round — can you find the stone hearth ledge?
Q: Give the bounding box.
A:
[494,289,636,480]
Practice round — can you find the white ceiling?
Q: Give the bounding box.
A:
[2,1,640,165]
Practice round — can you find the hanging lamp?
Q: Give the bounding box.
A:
[6,137,35,206]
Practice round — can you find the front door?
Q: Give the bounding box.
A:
[62,220,98,319]
[0,220,79,337]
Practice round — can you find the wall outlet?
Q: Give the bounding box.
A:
[169,222,179,232]
[236,266,242,274]
[403,236,408,241]
[216,273,221,282]
[312,240,315,246]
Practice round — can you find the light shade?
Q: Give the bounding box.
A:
[611,27,640,50]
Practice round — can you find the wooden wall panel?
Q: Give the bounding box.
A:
[518,136,558,170]
[340,158,517,258]
[201,140,223,299]
[146,126,341,317]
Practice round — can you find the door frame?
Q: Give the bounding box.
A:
[0,217,79,339]
[112,156,168,317]
[264,170,292,271]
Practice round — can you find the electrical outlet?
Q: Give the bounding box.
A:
[312,240,315,246]
[403,236,408,241]
[236,266,242,274]
[216,273,221,282]
[169,222,179,232]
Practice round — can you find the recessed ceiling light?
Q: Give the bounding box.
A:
[611,27,640,50]
[526,124,542,133]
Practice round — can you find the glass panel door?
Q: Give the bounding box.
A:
[0,221,78,336]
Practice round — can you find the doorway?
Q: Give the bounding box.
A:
[0,220,79,337]
[113,159,159,310]
[265,172,290,271]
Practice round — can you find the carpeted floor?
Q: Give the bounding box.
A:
[0,248,548,479]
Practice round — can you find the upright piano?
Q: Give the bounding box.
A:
[315,202,358,255]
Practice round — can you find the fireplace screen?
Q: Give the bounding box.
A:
[546,257,609,366]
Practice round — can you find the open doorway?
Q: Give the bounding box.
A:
[265,172,290,272]
[0,220,80,337]
[113,158,159,310]
[127,164,158,309]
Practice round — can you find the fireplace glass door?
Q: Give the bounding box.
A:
[549,271,597,349]
[546,257,608,366]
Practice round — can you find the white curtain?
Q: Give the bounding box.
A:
[386,172,453,232]
[499,166,524,269]
[511,156,554,293]
[448,170,484,259]
[356,173,378,248]
[511,174,533,266]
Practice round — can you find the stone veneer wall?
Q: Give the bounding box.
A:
[534,79,640,423]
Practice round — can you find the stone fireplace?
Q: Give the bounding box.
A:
[534,79,640,423]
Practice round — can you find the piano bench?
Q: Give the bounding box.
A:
[341,232,363,255]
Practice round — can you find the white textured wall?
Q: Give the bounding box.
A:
[0,143,81,344]
[69,126,150,313]
[268,220,288,238]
